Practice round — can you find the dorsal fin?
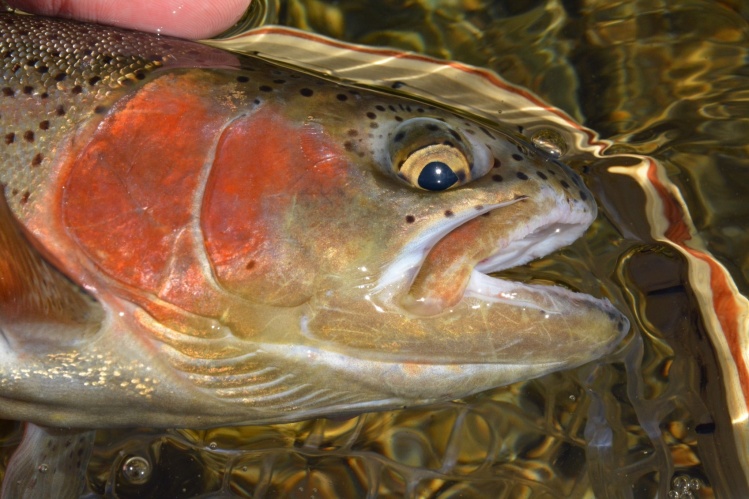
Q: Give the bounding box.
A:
[0,188,104,350]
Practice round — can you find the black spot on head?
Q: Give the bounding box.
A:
[536,171,547,180]
[366,112,376,119]
[393,131,405,143]
[56,105,66,116]
[405,215,415,223]
[375,105,385,112]
[449,130,463,142]
[259,85,272,92]
[388,105,396,112]
[547,169,556,176]
[5,132,14,144]
[426,124,439,132]
[253,98,261,105]
[20,191,29,204]
[299,88,313,97]
[236,75,249,83]
[560,180,570,189]
[273,79,286,84]
[347,129,358,137]
[344,141,354,151]
[516,172,529,180]
[394,116,403,122]
[22,86,33,94]
[444,210,454,217]
[479,126,494,139]
[579,190,588,201]
[23,130,34,142]
[512,153,524,161]
[2,87,14,97]
[94,105,107,114]
[336,93,348,101]
[31,153,42,166]
[391,81,405,89]
[39,120,49,130]
[245,260,256,270]
[492,174,503,182]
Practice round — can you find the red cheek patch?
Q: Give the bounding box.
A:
[202,107,349,299]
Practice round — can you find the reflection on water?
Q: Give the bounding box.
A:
[3,0,748,497]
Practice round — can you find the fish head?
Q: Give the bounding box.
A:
[193,75,629,404]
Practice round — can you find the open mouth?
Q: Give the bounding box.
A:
[303,194,628,369]
[383,197,598,317]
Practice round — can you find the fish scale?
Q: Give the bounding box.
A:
[0,14,236,216]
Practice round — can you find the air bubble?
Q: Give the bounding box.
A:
[37,464,48,473]
[668,474,702,499]
[208,441,218,450]
[531,129,567,158]
[122,456,151,485]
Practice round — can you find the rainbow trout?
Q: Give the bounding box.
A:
[0,14,627,496]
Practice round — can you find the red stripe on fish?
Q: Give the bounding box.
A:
[62,72,232,294]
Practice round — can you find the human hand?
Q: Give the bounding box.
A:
[5,0,251,38]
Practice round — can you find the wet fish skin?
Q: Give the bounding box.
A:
[0,14,627,430]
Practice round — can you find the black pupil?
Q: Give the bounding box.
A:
[417,161,458,191]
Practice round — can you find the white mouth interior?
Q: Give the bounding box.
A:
[474,223,586,275]
[373,202,591,311]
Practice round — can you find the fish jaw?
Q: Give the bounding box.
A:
[302,186,628,369]
[295,274,627,403]
[299,146,629,387]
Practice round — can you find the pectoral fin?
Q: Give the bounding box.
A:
[0,189,104,350]
[1,424,95,499]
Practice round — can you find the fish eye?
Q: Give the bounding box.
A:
[388,118,473,191]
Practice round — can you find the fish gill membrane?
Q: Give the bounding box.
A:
[0,14,629,497]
